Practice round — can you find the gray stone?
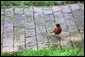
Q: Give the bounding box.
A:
[70,4,81,10]
[52,6,61,12]
[5,8,14,16]
[26,38,36,46]
[3,38,13,46]
[1,9,4,15]
[25,29,35,36]
[1,4,84,52]
[24,7,33,15]
[64,13,73,19]
[15,8,23,14]
[61,5,71,13]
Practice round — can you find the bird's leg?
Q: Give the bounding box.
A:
[57,34,61,41]
[55,34,58,38]
[55,34,60,41]
[56,34,62,49]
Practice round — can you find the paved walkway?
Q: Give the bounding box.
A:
[1,3,84,52]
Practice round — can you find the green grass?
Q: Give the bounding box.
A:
[1,1,84,7]
[1,47,84,56]
[1,1,84,9]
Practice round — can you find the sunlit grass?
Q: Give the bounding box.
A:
[1,47,84,56]
[1,1,84,7]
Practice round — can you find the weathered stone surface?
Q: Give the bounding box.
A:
[54,11,63,18]
[25,29,35,37]
[25,22,35,29]
[80,3,84,11]
[1,9,4,14]
[70,4,80,10]
[64,13,73,19]
[42,7,52,14]
[26,37,37,46]
[24,7,33,15]
[52,6,61,12]
[2,47,14,52]
[5,8,14,16]
[15,8,23,14]
[33,7,42,13]
[3,38,13,46]
[61,5,71,13]
[1,3,84,52]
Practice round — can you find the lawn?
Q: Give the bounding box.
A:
[1,1,84,6]
[1,47,84,56]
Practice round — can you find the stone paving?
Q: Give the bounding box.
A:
[1,3,84,52]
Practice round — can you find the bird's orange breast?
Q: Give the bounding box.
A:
[53,27,62,34]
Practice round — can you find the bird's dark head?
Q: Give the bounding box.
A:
[56,24,60,27]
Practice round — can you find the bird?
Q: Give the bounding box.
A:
[51,24,62,40]
[51,24,62,34]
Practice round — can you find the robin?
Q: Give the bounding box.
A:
[51,24,62,40]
